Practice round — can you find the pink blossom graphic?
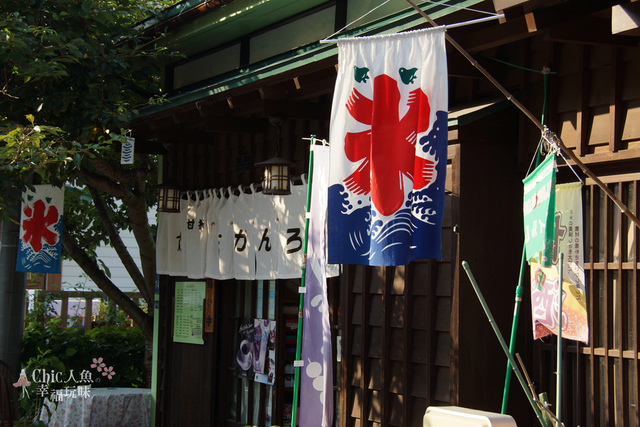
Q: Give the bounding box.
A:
[102,366,116,380]
[91,357,106,372]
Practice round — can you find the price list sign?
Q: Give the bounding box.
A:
[173,281,205,344]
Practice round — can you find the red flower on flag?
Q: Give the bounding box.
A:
[343,74,434,216]
[21,199,59,252]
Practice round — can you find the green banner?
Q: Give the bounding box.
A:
[523,154,556,266]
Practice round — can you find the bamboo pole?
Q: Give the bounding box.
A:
[291,135,316,427]
[404,0,640,230]
[462,261,549,426]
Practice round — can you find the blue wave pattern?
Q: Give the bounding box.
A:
[16,218,64,274]
[121,141,134,164]
[328,110,447,266]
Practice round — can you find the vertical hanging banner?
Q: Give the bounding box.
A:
[300,145,333,427]
[120,135,135,165]
[523,154,556,265]
[204,189,222,280]
[185,192,210,279]
[278,181,308,278]
[232,187,257,280]
[327,27,448,266]
[254,191,279,280]
[530,183,588,343]
[554,183,586,294]
[16,185,64,274]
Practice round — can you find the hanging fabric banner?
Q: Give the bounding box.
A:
[232,186,257,280]
[327,27,448,266]
[120,135,135,165]
[530,182,588,343]
[554,183,586,293]
[185,191,210,279]
[300,145,333,427]
[530,259,588,343]
[16,185,64,274]
[156,185,310,280]
[254,190,279,280]
[204,189,222,280]
[277,181,307,278]
[217,188,237,280]
[523,154,556,265]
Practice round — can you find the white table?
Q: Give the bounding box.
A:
[40,387,152,427]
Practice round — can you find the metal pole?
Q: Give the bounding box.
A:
[501,247,526,414]
[0,195,27,384]
[291,135,316,427]
[502,148,544,413]
[556,253,564,424]
[462,261,549,427]
[404,0,640,230]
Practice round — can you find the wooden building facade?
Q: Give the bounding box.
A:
[130,1,640,425]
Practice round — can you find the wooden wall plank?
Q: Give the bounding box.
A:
[610,48,622,152]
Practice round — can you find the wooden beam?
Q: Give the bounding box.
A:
[261,99,331,120]
[546,16,639,47]
[492,0,529,12]
[451,16,534,53]
[524,12,537,33]
[204,117,269,134]
[612,3,640,36]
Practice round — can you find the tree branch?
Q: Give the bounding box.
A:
[87,156,150,185]
[78,163,157,300]
[88,186,152,303]
[62,229,152,338]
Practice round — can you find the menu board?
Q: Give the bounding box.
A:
[173,281,205,344]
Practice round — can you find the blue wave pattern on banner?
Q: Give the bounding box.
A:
[16,217,64,274]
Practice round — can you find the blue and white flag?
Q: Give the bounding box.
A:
[300,145,333,427]
[16,185,64,274]
[328,27,448,266]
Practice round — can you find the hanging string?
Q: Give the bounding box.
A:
[476,53,559,76]
[321,0,503,42]
[542,128,584,184]
[321,0,392,41]
[526,135,546,177]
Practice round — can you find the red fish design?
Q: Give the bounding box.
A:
[343,74,434,216]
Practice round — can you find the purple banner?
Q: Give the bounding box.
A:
[300,145,333,427]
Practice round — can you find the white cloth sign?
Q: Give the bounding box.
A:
[232,186,257,280]
[217,188,237,280]
[185,192,210,279]
[156,184,313,280]
[254,192,279,280]
[204,189,222,279]
[277,181,307,279]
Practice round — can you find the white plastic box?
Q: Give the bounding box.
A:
[424,406,518,427]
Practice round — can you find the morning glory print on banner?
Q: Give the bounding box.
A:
[328,27,448,266]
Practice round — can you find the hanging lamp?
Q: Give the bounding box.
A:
[256,118,295,195]
[156,142,182,212]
